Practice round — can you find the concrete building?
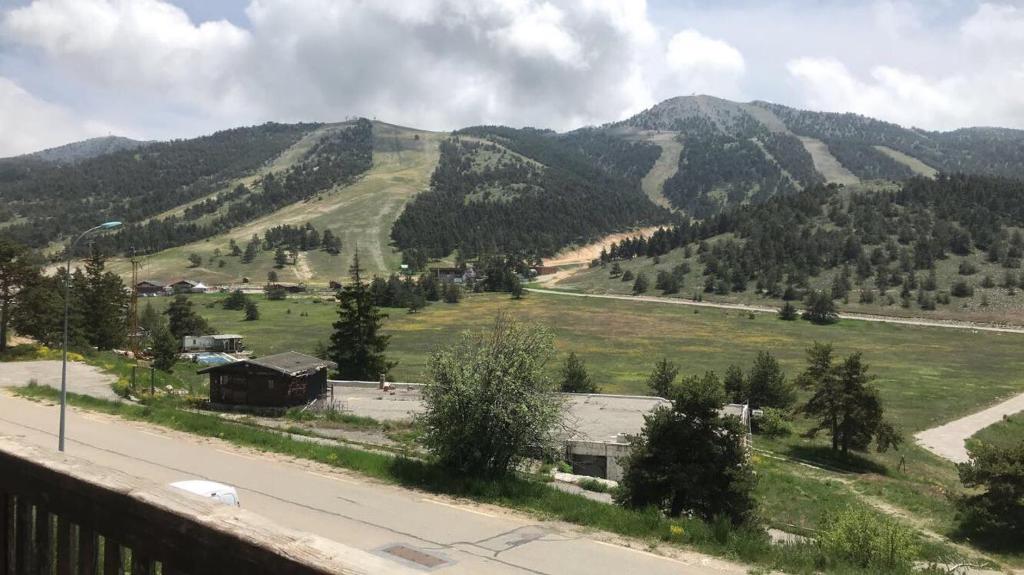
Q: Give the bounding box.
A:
[200,351,336,408]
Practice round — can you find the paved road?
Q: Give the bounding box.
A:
[527,288,1024,334]
[915,391,1024,463]
[0,360,118,400]
[0,392,746,575]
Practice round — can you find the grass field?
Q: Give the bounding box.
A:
[103,290,1024,563]
[968,413,1024,451]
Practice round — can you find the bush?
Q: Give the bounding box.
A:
[753,407,792,437]
[621,270,635,282]
[958,260,978,275]
[418,314,566,477]
[951,280,974,298]
[818,505,919,571]
[577,478,610,493]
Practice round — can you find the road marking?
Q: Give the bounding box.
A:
[420,498,497,518]
[309,471,360,485]
[215,448,261,461]
[591,540,689,565]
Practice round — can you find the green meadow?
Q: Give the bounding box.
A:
[129,289,1024,562]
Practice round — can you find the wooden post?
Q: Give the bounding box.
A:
[78,526,98,575]
[33,504,50,575]
[0,493,10,575]
[130,552,152,575]
[14,497,31,575]
[378,373,385,390]
[56,516,72,575]
[101,538,120,575]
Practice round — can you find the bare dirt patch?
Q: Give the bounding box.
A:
[545,227,663,267]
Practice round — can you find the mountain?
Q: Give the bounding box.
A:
[3,96,1024,285]
[13,135,148,163]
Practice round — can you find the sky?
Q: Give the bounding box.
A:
[1,0,1023,156]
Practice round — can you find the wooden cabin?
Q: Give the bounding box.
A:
[199,352,336,408]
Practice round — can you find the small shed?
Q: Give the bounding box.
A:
[135,280,165,296]
[200,352,337,408]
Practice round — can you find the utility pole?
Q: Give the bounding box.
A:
[127,248,141,357]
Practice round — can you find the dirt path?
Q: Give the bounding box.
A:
[915,392,1024,463]
[544,227,664,267]
[526,288,1024,335]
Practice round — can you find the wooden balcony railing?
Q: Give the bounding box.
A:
[0,437,413,575]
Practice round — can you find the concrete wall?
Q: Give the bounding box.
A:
[565,440,631,482]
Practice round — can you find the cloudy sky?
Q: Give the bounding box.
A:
[1,0,1023,156]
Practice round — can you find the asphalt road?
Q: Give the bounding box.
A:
[0,360,118,400]
[915,391,1024,463]
[0,392,746,575]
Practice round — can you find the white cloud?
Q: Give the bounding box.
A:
[3,0,255,118]
[663,29,745,98]
[785,2,1024,130]
[0,76,113,156]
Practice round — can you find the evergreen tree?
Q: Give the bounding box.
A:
[328,253,394,380]
[222,289,249,310]
[723,364,747,403]
[81,250,129,350]
[0,239,36,352]
[244,300,260,321]
[274,246,288,268]
[747,351,795,410]
[164,295,212,341]
[632,272,649,295]
[560,352,598,393]
[646,358,679,398]
[616,372,757,525]
[778,301,798,321]
[188,253,202,268]
[955,441,1024,547]
[796,343,902,454]
[803,290,839,324]
[151,322,178,372]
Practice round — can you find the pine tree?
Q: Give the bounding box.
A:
[164,295,212,341]
[274,247,288,268]
[244,300,260,321]
[723,364,747,403]
[646,358,679,398]
[747,351,795,410]
[632,272,649,295]
[560,352,598,393]
[329,253,395,380]
[82,249,129,350]
[778,301,798,320]
[796,343,902,454]
[151,322,178,372]
[0,239,36,352]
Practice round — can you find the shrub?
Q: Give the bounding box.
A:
[754,407,792,437]
[818,505,919,571]
[777,301,798,321]
[418,314,566,477]
[958,260,978,275]
[577,478,610,493]
[951,280,974,298]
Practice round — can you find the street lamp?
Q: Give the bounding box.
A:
[59,221,122,452]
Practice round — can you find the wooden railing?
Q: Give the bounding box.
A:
[0,437,412,575]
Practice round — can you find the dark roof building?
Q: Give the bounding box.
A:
[135,280,165,295]
[199,351,336,408]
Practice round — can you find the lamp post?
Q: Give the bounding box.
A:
[59,221,122,452]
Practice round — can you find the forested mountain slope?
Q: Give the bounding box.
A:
[559,174,1024,323]
[390,126,670,259]
[8,135,148,164]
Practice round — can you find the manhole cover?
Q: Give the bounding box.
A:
[379,544,450,570]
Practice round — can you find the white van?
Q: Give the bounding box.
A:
[170,480,241,507]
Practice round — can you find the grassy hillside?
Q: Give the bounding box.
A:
[110,122,441,283]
